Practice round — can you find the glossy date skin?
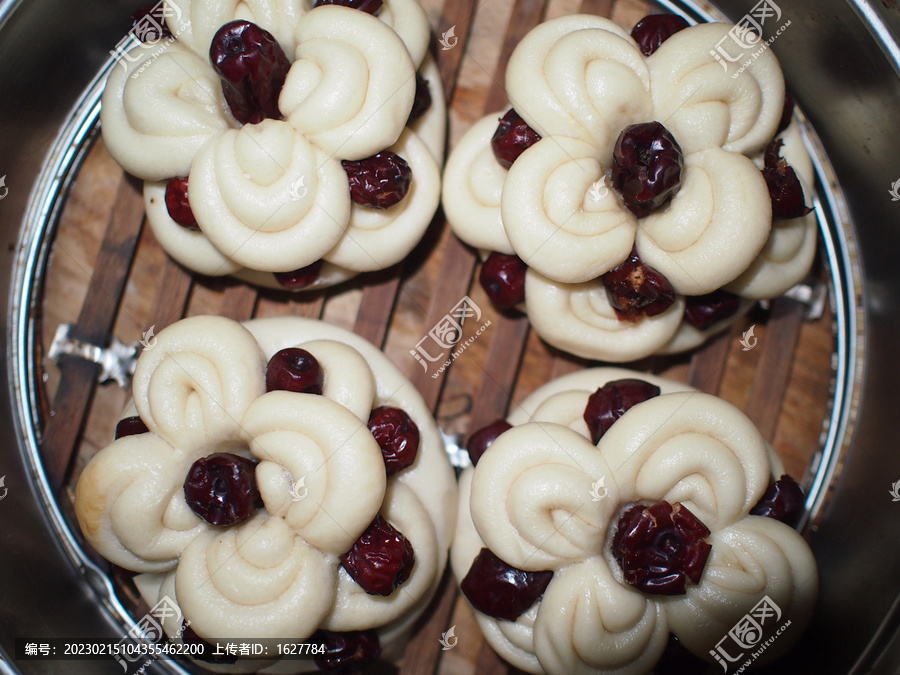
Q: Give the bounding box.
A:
[603,250,676,321]
[583,379,661,444]
[612,501,711,595]
[612,121,684,218]
[460,547,553,621]
[210,21,290,125]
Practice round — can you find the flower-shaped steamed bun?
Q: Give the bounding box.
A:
[443,14,817,362]
[102,0,445,292]
[452,368,817,674]
[75,316,457,673]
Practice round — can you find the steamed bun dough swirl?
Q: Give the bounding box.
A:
[170,123,441,280]
[648,22,785,156]
[100,42,235,181]
[290,339,377,421]
[247,318,456,645]
[500,136,636,284]
[597,392,771,532]
[407,52,447,163]
[149,119,442,278]
[525,271,685,363]
[635,148,772,296]
[727,121,818,298]
[246,317,458,560]
[280,6,415,161]
[175,514,336,640]
[232,260,356,291]
[470,424,620,572]
[132,316,267,454]
[451,370,690,674]
[322,482,441,631]
[727,203,816,299]
[441,112,513,255]
[452,368,817,674]
[656,296,756,355]
[166,0,431,73]
[452,470,542,673]
[664,516,818,667]
[506,367,693,430]
[244,391,386,554]
[74,434,208,573]
[143,180,243,277]
[324,128,441,272]
[164,0,306,59]
[532,557,669,675]
[76,316,267,572]
[504,15,650,158]
[188,119,351,272]
[376,0,431,67]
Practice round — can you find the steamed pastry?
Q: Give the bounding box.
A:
[452,368,817,673]
[102,0,445,291]
[443,13,816,362]
[75,316,457,673]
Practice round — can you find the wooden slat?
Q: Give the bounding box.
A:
[744,298,806,440]
[436,0,479,98]
[397,569,458,674]
[42,175,145,490]
[219,284,258,321]
[146,257,192,332]
[428,0,552,670]
[349,0,479,359]
[405,0,550,669]
[687,328,734,394]
[294,295,327,319]
[65,177,145,346]
[469,313,531,429]
[579,0,613,15]
[411,234,478,410]
[355,0,480,368]
[354,274,401,347]
[484,0,546,111]
[255,290,327,320]
[549,351,590,380]
[412,0,547,411]
[476,641,516,674]
[43,359,103,489]
[355,0,482,369]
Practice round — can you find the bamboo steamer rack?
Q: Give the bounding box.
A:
[22,0,853,672]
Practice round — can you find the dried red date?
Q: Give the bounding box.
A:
[491,109,541,169]
[612,501,711,595]
[461,548,553,621]
[683,290,741,331]
[465,419,513,466]
[612,121,684,218]
[631,14,689,56]
[210,21,290,125]
[584,379,661,444]
[603,250,676,321]
[763,139,812,220]
[341,152,412,210]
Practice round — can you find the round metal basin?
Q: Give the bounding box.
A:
[0,0,899,673]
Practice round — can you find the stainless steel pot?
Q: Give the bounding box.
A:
[1,0,898,673]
